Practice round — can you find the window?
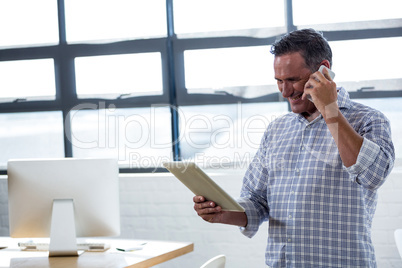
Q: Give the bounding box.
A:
[0,112,64,169]
[64,0,167,43]
[354,98,402,163]
[75,53,163,98]
[184,46,275,92]
[293,0,401,26]
[0,0,401,172]
[0,0,58,48]
[69,105,172,168]
[330,37,402,91]
[179,102,288,166]
[0,59,56,102]
[174,0,284,37]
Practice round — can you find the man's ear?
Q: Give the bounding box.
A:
[319,60,331,69]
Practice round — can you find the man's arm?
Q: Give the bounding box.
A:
[193,195,248,227]
[323,108,363,167]
[303,67,363,167]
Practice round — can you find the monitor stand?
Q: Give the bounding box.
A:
[49,199,79,257]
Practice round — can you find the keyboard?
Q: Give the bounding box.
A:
[18,242,110,252]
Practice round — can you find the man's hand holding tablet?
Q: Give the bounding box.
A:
[163,162,247,227]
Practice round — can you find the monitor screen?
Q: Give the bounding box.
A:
[7,158,120,256]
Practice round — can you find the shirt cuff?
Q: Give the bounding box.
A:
[237,198,262,238]
[344,137,380,182]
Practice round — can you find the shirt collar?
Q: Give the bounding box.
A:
[337,87,352,110]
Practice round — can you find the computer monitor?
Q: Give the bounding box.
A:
[7,158,120,257]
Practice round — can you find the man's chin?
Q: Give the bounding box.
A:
[290,104,319,118]
[289,103,305,114]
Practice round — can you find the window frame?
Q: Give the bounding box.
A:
[1,0,401,174]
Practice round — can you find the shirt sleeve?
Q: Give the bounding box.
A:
[345,111,395,190]
[238,132,270,238]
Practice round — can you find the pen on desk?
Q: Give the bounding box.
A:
[116,242,147,252]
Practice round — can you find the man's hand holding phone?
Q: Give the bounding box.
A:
[303,65,338,117]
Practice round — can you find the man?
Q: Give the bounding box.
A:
[193,29,395,267]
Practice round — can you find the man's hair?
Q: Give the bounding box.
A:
[270,28,332,72]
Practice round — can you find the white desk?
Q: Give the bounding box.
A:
[0,237,194,268]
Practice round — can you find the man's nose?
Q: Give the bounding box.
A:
[281,82,293,98]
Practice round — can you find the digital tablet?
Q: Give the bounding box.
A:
[163,161,245,212]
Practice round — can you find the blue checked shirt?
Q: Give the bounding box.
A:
[238,87,395,268]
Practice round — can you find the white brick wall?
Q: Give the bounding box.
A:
[118,171,268,267]
[0,166,401,267]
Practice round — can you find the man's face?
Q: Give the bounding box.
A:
[274,52,317,116]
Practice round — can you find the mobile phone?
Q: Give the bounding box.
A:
[307,65,336,102]
[318,65,335,80]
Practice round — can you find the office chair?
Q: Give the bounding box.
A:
[200,254,226,268]
[395,229,402,259]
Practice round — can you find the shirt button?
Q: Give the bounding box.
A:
[291,190,295,194]
[288,238,292,242]
[288,215,292,219]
